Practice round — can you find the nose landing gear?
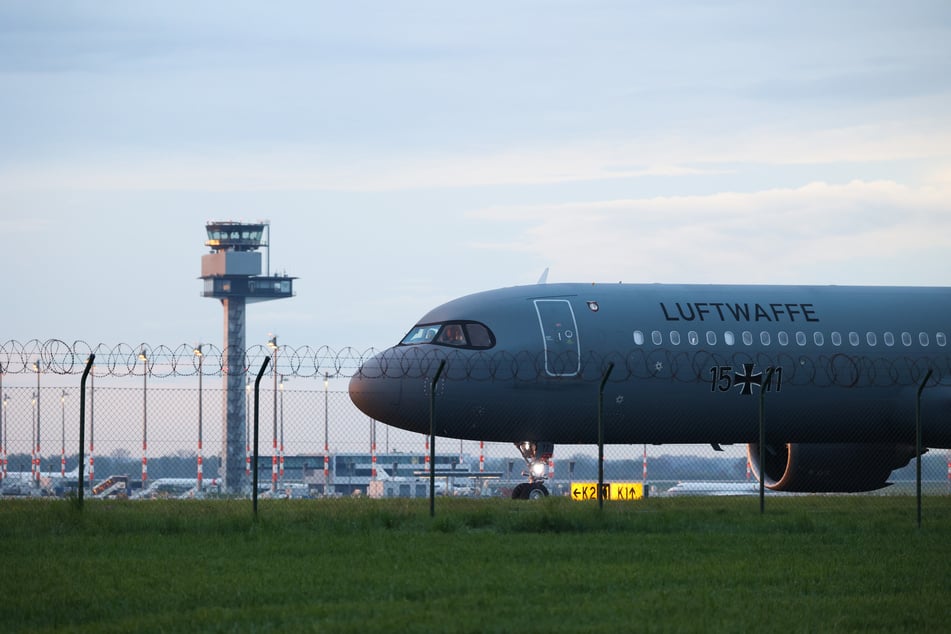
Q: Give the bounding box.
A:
[511,441,553,500]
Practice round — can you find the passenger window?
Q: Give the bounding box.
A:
[742,331,753,346]
[633,330,645,345]
[760,332,771,346]
[724,331,735,346]
[669,331,681,345]
[814,332,824,346]
[778,331,789,346]
[688,331,699,345]
[937,333,947,347]
[652,331,663,346]
[919,332,930,347]
[796,332,807,346]
[883,332,895,347]
[706,331,717,346]
[902,332,912,347]
[867,332,878,346]
[849,332,860,346]
[831,332,842,346]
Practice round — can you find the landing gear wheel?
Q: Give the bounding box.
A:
[511,483,530,500]
[528,483,549,500]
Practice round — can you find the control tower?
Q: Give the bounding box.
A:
[201,221,296,494]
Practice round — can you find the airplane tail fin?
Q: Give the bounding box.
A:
[537,267,549,284]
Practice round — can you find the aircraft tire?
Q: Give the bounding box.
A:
[511,483,530,499]
[527,483,549,499]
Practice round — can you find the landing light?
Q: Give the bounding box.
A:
[530,461,547,478]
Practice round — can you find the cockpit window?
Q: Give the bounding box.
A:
[399,321,496,349]
[465,323,493,348]
[438,324,466,346]
[401,325,440,345]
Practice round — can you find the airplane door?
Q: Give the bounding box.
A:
[533,299,581,377]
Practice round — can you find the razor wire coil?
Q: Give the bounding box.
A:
[1,339,949,389]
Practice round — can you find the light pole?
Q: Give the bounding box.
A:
[0,365,4,481]
[33,360,40,488]
[194,345,204,491]
[1,392,7,481]
[139,348,148,489]
[245,377,251,476]
[31,392,37,486]
[323,372,330,495]
[88,365,95,492]
[370,417,377,481]
[267,335,278,493]
[279,375,286,484]
[60,390,67,477]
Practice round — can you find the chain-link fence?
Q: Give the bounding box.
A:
[1,340,949,501]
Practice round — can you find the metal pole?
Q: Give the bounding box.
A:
[0,363,4,483]
[195,345,204,491]
[429,360,446,518]
[279,376,285,485]
[139,350,148,490]
[759,386,766,514]
[78,355,94,509]
[370,417,377,480]
[243,378,250,478]
[31,392,36,487]
[269,337,278,493]
[60,389,66,477]
[597,362,614,510]
[34,360,40,489]
[89,366,95,492]
[324,372,330,494]
[916,369,933,529]
[253,356,271,517]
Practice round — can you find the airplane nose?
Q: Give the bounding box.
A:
[349,349,402,422]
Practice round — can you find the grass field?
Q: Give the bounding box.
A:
[1,497,949,633]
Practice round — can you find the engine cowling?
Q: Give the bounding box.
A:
[746,443,920,493]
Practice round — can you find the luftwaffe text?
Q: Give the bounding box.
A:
[660,302,819,323]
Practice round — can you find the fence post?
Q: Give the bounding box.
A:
[598,362,614,510]
[916,369,933,529]
[253,356,271,518]
[77,355,95,509]
[429,360,446,518]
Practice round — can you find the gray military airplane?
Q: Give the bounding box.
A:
[349,283,951,498]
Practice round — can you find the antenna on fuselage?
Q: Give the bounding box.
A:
[537,267,549,284]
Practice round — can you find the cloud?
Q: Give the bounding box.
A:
[3,115,950,195]
[468,180,951,286]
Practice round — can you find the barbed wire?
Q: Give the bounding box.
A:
[2,339,949,389]
[357,346,951,388]
[0,340,377,379]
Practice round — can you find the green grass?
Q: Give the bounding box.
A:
[1,497,949,633]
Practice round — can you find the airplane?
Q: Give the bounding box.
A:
[130,477,221,499]
[1,467,80,495]
[349,282,951,499]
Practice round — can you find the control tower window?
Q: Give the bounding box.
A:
[399,321,495,349]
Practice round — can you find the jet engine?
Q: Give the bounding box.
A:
[747,443,920,493]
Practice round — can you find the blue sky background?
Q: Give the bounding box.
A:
[3,1,950,353]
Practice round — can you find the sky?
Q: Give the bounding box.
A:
[2,0,951,358]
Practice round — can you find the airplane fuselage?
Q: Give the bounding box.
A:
[350,283,951,492]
